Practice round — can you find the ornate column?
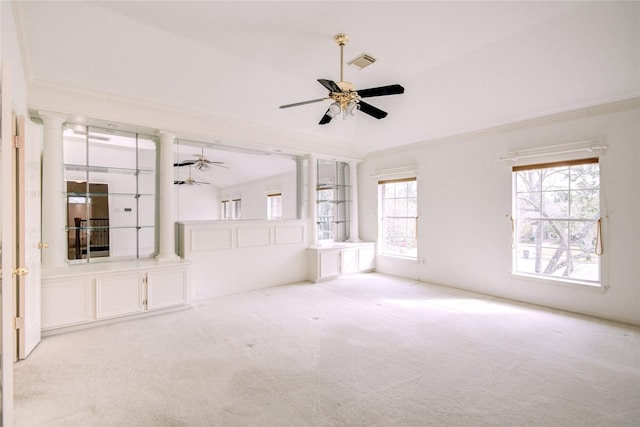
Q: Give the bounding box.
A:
[348,161,360,242]
[156,131,179,261]
[307,154,318,245]
[39,111,67,267]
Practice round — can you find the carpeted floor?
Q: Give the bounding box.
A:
[13,273,640,426]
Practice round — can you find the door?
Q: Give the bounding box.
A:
[17,116,43,359]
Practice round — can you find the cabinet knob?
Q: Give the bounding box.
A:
[37,242,49,249]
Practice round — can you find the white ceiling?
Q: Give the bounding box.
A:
[18,1,640,156]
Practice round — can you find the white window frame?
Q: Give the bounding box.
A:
[267,193,282,219]
[512,157,603,287]
[231,199,241,219]
[221,200,230,219]
[378,177,418,259]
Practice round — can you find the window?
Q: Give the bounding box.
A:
[221,200,230,219]
[232,199,242,219]
[220,199,241,219]
[513,158,602,284]
[63,125,156,262]
[267,193,282,219]
[378,178,417,258]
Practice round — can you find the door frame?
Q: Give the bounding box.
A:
[1,61,16,427]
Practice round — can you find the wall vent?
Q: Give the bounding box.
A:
[348,53,376,70]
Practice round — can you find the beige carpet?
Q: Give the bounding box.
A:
[13,273,640,426]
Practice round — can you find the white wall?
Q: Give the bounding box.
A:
[174,183,220,221]
[220,170,298,219]
[359,102,640,325]
[178,219,308,300]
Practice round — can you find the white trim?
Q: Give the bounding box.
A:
[370,165,418,179]
[368,97,640,159]
[511,272,607,292]
[11,2,34,85]
[499,139,607,162]
[27,79,365,161]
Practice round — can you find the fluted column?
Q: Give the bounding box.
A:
[348,161,360,242]
[307,154,318,245]
[40,111,67,267]
[156,131,179,261]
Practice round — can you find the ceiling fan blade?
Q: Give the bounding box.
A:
[173,160,195,167]
[279,98,329,109]
[358,101,388,119]
[357,84,405,98]
[319,110,333,125]
[318,79,343,93]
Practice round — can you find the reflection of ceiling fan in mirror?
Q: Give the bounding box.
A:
[174,165,210,186]
[279,33,405,124]
[173,147,229,171]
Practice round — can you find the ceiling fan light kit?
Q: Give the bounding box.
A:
[279,33,405,125]
[173,147,228,171]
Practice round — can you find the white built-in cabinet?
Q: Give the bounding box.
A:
[308,242,375,282]
[42,260,189,333]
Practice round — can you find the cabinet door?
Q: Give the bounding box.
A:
[96,274,144,319]
[147,268,187,310]
[319,249,341,279]
[358,245,375,272]
[42,278,92,329]
[341,248,359,274]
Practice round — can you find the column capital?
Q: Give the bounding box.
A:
[156,130,176,144]
[37,111,67,128]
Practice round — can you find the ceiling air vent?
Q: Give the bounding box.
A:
[348,53,376,70]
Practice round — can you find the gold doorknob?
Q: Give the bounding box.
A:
[13,267,29,277]
[37,242,49,249]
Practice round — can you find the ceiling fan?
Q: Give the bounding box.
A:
[279,33,405,124]
[173,147,228,171]
[174,165,210,186]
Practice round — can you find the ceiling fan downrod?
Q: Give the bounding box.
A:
[334,33,349,83]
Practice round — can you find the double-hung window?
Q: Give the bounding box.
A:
[513,158,602,285]
[267,193,282,219]
[232,199,242,219]
[221,200,230,219]
[378,177,418,258]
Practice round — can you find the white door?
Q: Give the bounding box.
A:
[18,116,43,359]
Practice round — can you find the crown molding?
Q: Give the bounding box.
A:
[368,97,640,158]
[26,79,365,162]
[12,1,34,85]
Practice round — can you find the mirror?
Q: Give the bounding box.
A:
[174,141,303,221]
[63,125,156,262]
